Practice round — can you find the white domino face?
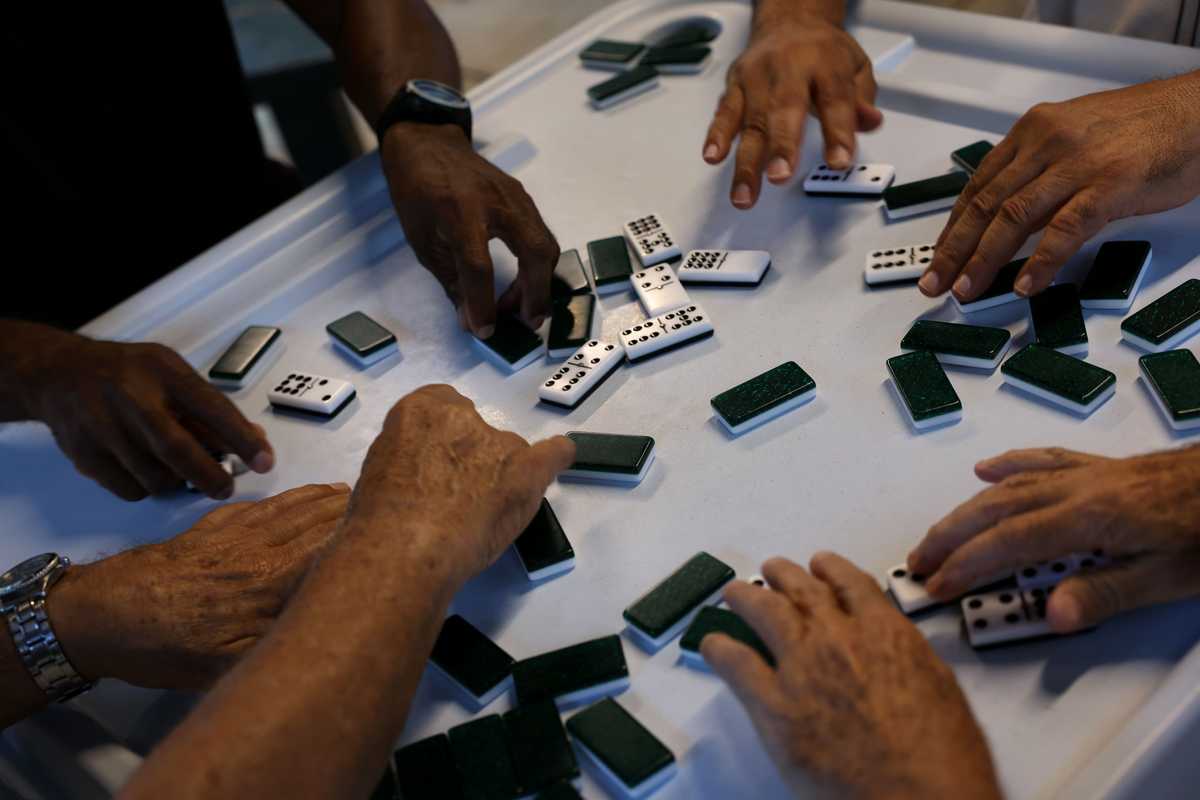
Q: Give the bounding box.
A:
[886,564,1010,615]
[962,588,1055,648]
[677,250,771,285]
[621,304,714,363]
[865,243,937,286]
[803,163,896,196]
[1015,551,1108,591]
[1001,373,1116,417]
[537,339,625,408]
[268,372,356,417]
[632,264,691,316]
[624,214,682,266]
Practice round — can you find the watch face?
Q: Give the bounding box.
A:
[0,553,57,595]
[408,79,469,109]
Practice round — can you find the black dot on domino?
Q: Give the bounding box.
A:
[999,593,1014,604]
[1004,613,1020,624]
[968,598,982,609]
[974,619,988,629]
[891,568,906,578]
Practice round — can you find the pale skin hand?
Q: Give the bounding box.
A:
[920,71,1200,302]
[702,553,1001,799]
[703,0,882,210]
[909,446,1200,633]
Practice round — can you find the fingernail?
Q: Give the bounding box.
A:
[918,271,939,295]
[953,274,972,297]
[704,143,719,161]
[829,146,851,168]
[251,450,274,473]
[1015,274,1034,297]
[926,574,946,596]
[766,157,791,181]
[333,482,352,491]
[732,184,752,207]
[476,324,495,339]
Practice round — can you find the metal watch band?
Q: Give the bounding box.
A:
[3,592,92,702]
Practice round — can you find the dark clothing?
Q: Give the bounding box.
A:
[3,4,296,329]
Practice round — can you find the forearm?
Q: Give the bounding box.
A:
[752,0,847,30]
[285,0,462,122]
[119,516,463,800]
[0,320,75,422]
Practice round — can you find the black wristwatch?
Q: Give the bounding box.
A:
[373,79,473,143]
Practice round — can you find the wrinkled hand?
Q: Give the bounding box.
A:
[702,553,999,799]
[27,333,274,501]
[381,123,560,337]
[703,17,882,209]
[348,384,574,584]
[47,483,349,689]
[909,446,1200,633]
[921,73,1200,301]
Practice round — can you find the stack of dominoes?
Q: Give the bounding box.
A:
[580,23,718,110]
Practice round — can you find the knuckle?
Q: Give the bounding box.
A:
[967,191,1000,221]
[997,196,1032,228]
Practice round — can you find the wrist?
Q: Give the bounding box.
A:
[339,512,470,596]
[44,560,117,683]
[381,120,471,161]
[752,1,844,35]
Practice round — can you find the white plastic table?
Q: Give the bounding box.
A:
[5,2,1200,797]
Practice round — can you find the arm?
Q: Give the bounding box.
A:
[282,0,559,338]
[704,0,883,209]
[119,385,574,800]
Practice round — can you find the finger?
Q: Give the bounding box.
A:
[232,483,351,529]
[191,501,257,529]
[853,69,883,132]
[271,519,342,595]
[1016,189,1110,297]
[760,557,838,617]
[704,84,745,165]
[454,213,498,338]
[494,191,558,327]
[702,633,780,707]
[909,479,1066,576]
[496,281,522,319]
[108,416,185,495]
[813,74,858,170]
[731,81,771,209]
[172,376,274,474]
[1048,554,1200,633]
[808,551,891,615]
[73,444,147,502]
[940,138,1019,239]
[122,405,233,500]
[724,579,807,658]
[260,491,350,547]
[975,448,1104,482]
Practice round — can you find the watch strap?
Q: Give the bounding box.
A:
[4,592,93,703]
[373,84,472,143]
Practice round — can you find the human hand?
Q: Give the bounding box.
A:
[703,16,882,210]
[909,446,1200,633]
[380,123,560,337]
[46,483,350,689]
[25,332,273,501]
[347,384,574,585]
[920,73,1200,301]
[702,553,999,799]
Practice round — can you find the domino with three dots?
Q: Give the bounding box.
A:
[677,250,771,286]
[538,339,624,409]
[621,304,714,363]
[803,163,896,197]
[631,264,690,316]
[865,243,937,286]
[623,214,682,266]
[268,372,356,418]
[623,552,735,652]
[511,635,630,709]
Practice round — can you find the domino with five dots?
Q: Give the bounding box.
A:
[631,264,690,316]
[538,339,624,409]
[1120,278,1200,353]
[1000,344,1116,417]
[623,552,735,652]
[565,699,677,799]
[865,243,937,286]
[883,171,970,220]
[803,163,896,197]
[953,259,1027,314]
[268,372,356,418]
[428,614,515,709]
[710,361,817,436]
[621,304,714,363]
[1140,349,1200,431]
[512,635,630,709]
[624,213,682,266]
[886,564,1011,615]
[677,250,771,286]
[900,320,1012,371]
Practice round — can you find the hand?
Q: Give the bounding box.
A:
[909,446,1200,633]
[25,332,274,501]
[380,122,560,337]
[702,553,1000,799]
[347,384,574,585]
[703,16,882,210]
[46,483,350,689]
[920,72,1200,301]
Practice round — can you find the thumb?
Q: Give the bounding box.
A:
[1048,554,1200,633]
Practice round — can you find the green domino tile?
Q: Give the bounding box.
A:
[886,351,961,422]
[900,320,1010,360]
[654,22,719,47]
[548,293,594,353]
[1122,279,1200,345]
[1001,344,1116,405]
[680,606,774,666]
[566,432,655,475]
[579,39,645,65]
[429,615,515,698]
[326,311,395,357]
[448,716,519,800]
[566,699,675,788]
[1140,350,1200,421]
[951,140,993,173]
[1030,284,1088,350]
[514,500,574,575]
[710,361,815,427]
[882,171,969,210]
[537,783,584,800]
[512,635,629,706]
[503,700,580,795]
[479,317,543,364]
[975,258,1026,303]
[624,552,736,638]
[551,248,591,299]
[1080,240,1152,302]
[393,734,465,800]
[587,237,634,288]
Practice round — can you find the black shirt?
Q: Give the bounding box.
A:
[3,4,296,329]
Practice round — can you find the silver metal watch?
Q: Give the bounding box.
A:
[1,553,94,702]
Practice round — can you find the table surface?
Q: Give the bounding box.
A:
[6,2,1200,798]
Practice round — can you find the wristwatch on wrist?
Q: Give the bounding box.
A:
[1,553,94,702]
[373,78,473,143]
